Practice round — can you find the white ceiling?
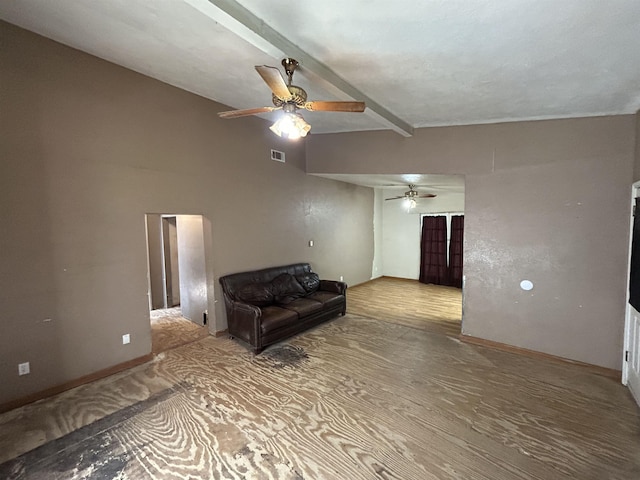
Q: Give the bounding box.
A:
[311,173,465,198]
[313,174,464,191]
[2,1,638,193]
[2,0,639,138]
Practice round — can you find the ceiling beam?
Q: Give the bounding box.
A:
[185,0,414,137]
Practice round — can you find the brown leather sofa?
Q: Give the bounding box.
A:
[219,263,347,354]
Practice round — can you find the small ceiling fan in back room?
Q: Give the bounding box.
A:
[385,185,437,210]
[218,58,366,139]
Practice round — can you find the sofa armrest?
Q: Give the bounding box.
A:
[224,294,262,347]
[319,280,347,295]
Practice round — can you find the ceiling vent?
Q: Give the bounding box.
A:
[270,149,285,163]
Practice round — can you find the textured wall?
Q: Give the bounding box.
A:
[0,22,374,405]
[309,116,635,369]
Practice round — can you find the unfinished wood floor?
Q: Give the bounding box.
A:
[347,277,462,337]
[150,307,209,355]
[1,287,639,478]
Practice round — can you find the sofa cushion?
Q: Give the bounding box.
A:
[280,297,323,317]
[307,291,345,309]
[260,306,299,334]
[271,273,306,304]
[296,272,320,294]
[237,282,274,307]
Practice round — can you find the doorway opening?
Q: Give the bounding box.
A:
[145,214,210,354]
[365,177,464,336]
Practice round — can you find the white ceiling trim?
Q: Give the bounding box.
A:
[186,0,414,137]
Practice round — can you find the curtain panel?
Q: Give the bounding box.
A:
[448,215,464,288]
[419,216,448,285]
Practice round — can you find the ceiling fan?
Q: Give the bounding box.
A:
[217,58,366,139]
[385,185,437,209]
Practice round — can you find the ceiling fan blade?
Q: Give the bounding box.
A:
[255,65,292,100]
[385,196,405,201]
[304,101,366,112]
[418,194,437,198]
[218,107,278,119]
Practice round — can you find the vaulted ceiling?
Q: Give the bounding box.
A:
[2,0,639,138]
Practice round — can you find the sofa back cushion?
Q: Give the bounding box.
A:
[272,273,306,305]
[236,282,274,307]
[220,263,313,301]
[296,272,320,294]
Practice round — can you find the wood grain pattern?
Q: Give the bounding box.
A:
[1,295,638,479]
[150,307,209,354]
[347,277,462,337]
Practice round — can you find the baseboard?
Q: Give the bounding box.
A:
[0,353,154,414]
[214,328,229,338]
[349,276,416,288]
[347,278,379,288]
[459,334,621,380]
[380,276,418,282]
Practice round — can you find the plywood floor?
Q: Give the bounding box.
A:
[1,282,639,479]
[150,307,209,354]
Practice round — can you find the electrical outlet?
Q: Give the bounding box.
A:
[18,362,30,376]
[122,333,131,345]
[340,276,344,282]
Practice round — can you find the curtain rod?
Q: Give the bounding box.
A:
[420,211,464,215]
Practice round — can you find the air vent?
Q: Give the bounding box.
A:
[270,149,285,163]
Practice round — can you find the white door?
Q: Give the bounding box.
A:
[624,183,640,407]
[625,306,640,405]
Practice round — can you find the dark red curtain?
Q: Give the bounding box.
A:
[419,216,448,285]
[448,215,464,288]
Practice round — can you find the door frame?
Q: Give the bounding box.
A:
[145,213,217,333]
[623,182,640,386]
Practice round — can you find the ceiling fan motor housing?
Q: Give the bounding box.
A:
[406,185,419,197]
[272,85,307,107]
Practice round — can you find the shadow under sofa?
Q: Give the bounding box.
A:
[219,263,347,354]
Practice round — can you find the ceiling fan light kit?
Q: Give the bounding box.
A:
[406,198,418,210]
[218,58,366,139]
[269,111,311,139]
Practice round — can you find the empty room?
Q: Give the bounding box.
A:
[1,1,640,479]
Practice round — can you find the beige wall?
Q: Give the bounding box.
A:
[0,22,374,405]
[309,116,635,370]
